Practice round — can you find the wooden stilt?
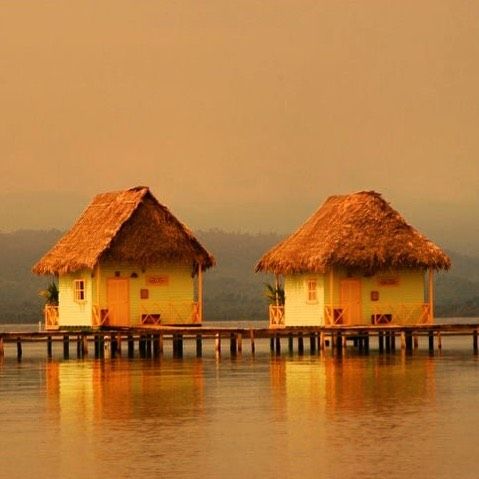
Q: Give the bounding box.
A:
[413,335,419,349]
[111,334,118,358]
[47,335,53,358]
[275,335,281,355]
[153,335,160,357]
[473,330,478,354]
[319,332,325,351]
[99,335,105,358]
[336,333,343,353]
[196,334,202,357]
[249,330,255,354]
[298,333,304,355]
[94,335,100,358]
[385,332,391,352]
[82,335,88,356]
[405,332,413,352]
[428,331,434,353]
[378,332,384,353]
[391,332,396,351]
[117,334,122,354]
[146,335,152,357]
[17,337,22,359]
[270,337,275,352]
[159,333,164,355]
[288,334,294,353]
[310,333,316,353]
[127,335,134,357]
[437,332,442,350]
[237,334,242,354]
[230,333,237,356]
[0,336,4,357]
[215,333,221,356]
[63,335,69,359]
[400,332,406,350]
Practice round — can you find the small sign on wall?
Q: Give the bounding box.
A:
[378,276,399,286]
[140,288,149,299]
[370,291,380,301]
[146,275,169,286]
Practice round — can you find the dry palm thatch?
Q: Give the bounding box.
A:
[33,186,215,275]
[256,191,451,275]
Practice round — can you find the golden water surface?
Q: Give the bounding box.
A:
[1,338,479,478]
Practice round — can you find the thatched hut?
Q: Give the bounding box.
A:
[256,191,450,327]
[33,186,214,329]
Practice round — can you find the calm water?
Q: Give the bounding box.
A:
[1,321,479,478]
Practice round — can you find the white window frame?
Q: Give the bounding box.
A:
[307,279,318,303]
[74,279,86,303]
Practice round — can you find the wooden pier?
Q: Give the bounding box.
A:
[1,323,479,360]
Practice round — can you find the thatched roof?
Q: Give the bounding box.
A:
[33,186,215,275]
[256,191,451,275]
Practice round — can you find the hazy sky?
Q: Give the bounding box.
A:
[1,1,478,253]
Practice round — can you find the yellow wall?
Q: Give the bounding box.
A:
[283,269,426,326]
[58,262,196,327]
[96,261,195,326]
[58,269,94,327]
[284,274,325,326]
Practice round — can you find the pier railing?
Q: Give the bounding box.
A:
[140,301,200,325]
[44,305,59,330]
[325,303,432,325]
[269,305,285,328]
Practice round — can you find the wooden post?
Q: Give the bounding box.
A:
[230,333,237,356]
[249,329,255,354]
[99,335,105,358]
[428,269,434,323]
[310,333,316,354]
[198,263,203,323]
[405,332,413,352]
[0,336,4,357]
[159,333,164,355]
[391,332,396,351]
[364,332,370,353]
[111,334,118,358]
[47,335,53,358]
[17,337,22,359]
[428,331,434,353]
[63,335,69,359]
[237,333,242,354]
[275,335,281,355]
[319,332,325,351]
[336,333,342,353]
[385,332,391,352]
[196,334,202,357]
[400,332,406,350]
[215,333,221,355]
[298,333,304,355]
[329,269,334,324]
[153,335,160,357]
[288,334,294,353]
[94,335,100,358]
[146,334,152,357]
[378,332,384,353]
[173,334,183,358]
[413,335,419,349]
[76,335,82,358]
[117,334,122,354]
[139,335,146,357]
[127,335,134,357]
[437,332,442,350]
[82,335,89,356]
[473,329,478,354]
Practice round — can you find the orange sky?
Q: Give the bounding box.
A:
[1,1,478,252]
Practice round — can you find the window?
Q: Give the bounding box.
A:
[307,279,317,303]
[74,279,86,302]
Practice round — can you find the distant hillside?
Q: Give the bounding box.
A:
[0,229,478,323]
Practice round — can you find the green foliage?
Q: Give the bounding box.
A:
[39,281,59,305]
[264,283,285,305]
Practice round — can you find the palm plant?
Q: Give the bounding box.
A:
[39,281,59,306]
[264,283,285,305]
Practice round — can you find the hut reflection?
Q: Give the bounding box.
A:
[45,359,205,423]
[270,353,436,418]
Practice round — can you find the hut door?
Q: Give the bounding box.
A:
[107,278,130,326]
[340,279,361,325]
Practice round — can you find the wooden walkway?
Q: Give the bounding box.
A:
[1,323,479,359]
